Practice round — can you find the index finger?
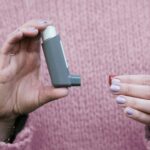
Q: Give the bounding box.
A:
[0,19,51,54]
[113,75,150,85]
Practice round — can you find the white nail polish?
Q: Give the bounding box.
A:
[116,96,126,104]
[126,108,134,116]
[110,84,120,92]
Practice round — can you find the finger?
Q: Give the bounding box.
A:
[124,107,150,125]
[1,19,51,55]
[20,86,68,114]
[7,20,48,45]
[113,75,150,85]
[116,95,150,114]
[14,85,68,115]
[110,83,150,99]
[37,86,69,107]
[1,27,38,54]
[0,50,28,83]
[27,35,41,53]
[21,19,51,31]
[0,29,23,54]
[0,65,18,83]
[0,53,10,69]
[21,27,39,37]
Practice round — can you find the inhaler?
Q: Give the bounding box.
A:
[41,26,81,87]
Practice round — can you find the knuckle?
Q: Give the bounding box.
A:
[124,84,131,95]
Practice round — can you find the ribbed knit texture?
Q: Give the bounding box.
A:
[0,0,150,149]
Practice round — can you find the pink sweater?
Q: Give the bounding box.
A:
[0,0,150,149]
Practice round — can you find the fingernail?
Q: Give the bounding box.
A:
[116,96,126,104]
[38,19,48,24]
[26,27,37,32]
[110,84,120,92]
[126,108,134,116]
[112,79,120,85]
[108,75,117,85]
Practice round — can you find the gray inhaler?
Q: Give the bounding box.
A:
[41,26,81,87]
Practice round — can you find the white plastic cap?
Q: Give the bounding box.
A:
[41,26,57,41]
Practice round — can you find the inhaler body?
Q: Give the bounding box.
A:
[42,26,81,87]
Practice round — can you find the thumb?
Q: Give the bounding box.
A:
[37,86,69,107]
[15,85,69,115]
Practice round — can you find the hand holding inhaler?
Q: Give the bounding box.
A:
[0,20,79,142]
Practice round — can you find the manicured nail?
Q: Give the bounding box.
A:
[116,96,126,104]
[110,84,120,92]
[108,75,116,85]
[26,27,37,32]
[126,108,134,116]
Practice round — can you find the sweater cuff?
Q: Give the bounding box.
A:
[144,125,150,150]
[0,119,34,150]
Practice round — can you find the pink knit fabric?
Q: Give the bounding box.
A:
[0,0,150,149]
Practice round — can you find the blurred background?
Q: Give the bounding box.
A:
[0,0,150,149]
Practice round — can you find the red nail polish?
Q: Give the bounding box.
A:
[108,75,116,85]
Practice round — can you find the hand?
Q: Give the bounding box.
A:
[110,75,150,125]
[0,19,68,141]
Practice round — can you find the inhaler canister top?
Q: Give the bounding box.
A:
[42,26,57,41]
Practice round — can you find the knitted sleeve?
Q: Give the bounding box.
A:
[0,115,34,150]
[144,126,150,150]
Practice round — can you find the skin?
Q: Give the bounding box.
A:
[110,75,150,125]
[0,19,68,141]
